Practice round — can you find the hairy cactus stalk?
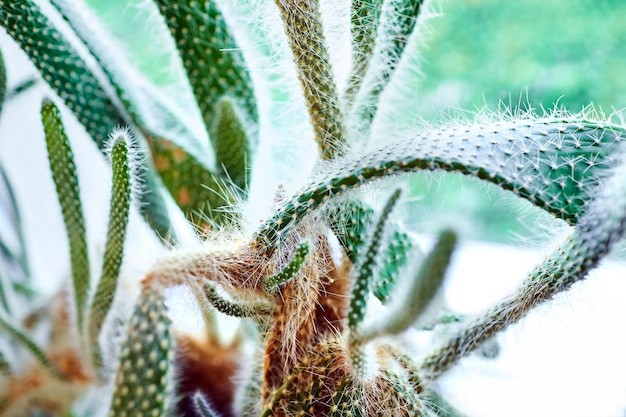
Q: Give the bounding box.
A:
[275,0,348,159]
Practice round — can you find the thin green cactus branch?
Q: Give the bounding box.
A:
[256,116,624,249]
[361,229,455,342]
[263,240,310,293]
[88,131,133,370]
[349,0,424,124]
[41,99,91,333]
[274,0,349,159]
[344,0,385,108]
[419,154,626,379]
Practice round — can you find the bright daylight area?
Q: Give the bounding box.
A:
[0,0,626,416]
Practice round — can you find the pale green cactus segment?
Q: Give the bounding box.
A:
[363,229,455,342]
[192,392,218,417]
[420,157,626,378]
[154,0,257,128]
[374,229,414,303]
[349,189,401,330]
[0,270,9,314]
[274,0,348,160]
[327,202,374,264]
[204,284,270,318]
[263,241,310,293]
[350,0,424,133]
[211,97,252,190]
[344,0,384,107]
[256,118,623,248]
[380,370,423,414]
[88,133,132,369]
[41,99,90,331]
[110,287,173,417]
[0,0,123,148]
[0,314,64,380]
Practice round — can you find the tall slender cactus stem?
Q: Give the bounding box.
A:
[274,0,348,159]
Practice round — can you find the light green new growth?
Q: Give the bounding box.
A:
[193,392,218,417]
[263,241,310,293]
[362,229,456,342]
[41,99,90,332]
[0,314,64,380]
[256,117,623,248]
[109,287,172,416]
[275,0,348,159]
[420,159,626,378]
[88,132,132,369]
[211,98,251,190]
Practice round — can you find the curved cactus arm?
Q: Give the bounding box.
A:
[349,0,425,139]
[343,0,385,108]
[109,287,174,416]
[255,116,624,249]
[361,229,456,343]
[0,313,64,380]
[274,0,348,159]
[49,0,210,165]
[88,131,133,369]
[41,100,90,332]
[204,284,271,318]
[263,241,310,293]
[419,153,626,379]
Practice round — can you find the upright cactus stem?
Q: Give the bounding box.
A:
[275,0,349,159]
[89,131,133,370]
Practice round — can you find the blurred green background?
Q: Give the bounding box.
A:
[85,0,626,243]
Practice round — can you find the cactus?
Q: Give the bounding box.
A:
[0,1,624,416]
